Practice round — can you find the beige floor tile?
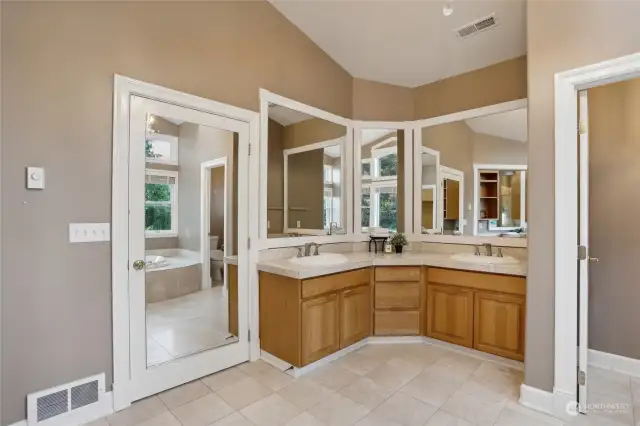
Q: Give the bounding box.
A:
[333,351,384,376]
[588,367,632,403]
[202,367,249,391]
[171,393,234,426]
[397,344,448,368]
[631,378,640,406]
[134,412,181,426]
[210,412,256,426]
[216,376,274,410]
[307,365,360,392]
[240,394,302,426]
[251,365,296,391]
[308,394,370,426]
[354,412,402,426]
[285,412,327,426]
[399,364,468,408]
[423,411,473,426]
[586,391,634,426]
[433,352,482,374]
[157,380,211,409]
[278,378,334,410]
[106,396,167,426]
[364,358,421,392]
[238,360,274,377]
[339,377,394,409]
[370,393,437,426]
[498,402,564,426]
[147,338,174,368]
[440,388,507,426]
[356,345,403,362]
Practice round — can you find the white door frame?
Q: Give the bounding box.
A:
[413,144,441,234]
[439,166,464,235]
[200,157,230,291]
[553,53,640,411]
[112,75,259,411]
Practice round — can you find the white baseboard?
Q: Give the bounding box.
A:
[9,392,113,426]
[367,336,424,345]
[422,336,524,371]
[519,384,556,416]
[588,349,640,378]
[260,350,293,372]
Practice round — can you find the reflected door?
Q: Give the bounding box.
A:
[128,96,250,401]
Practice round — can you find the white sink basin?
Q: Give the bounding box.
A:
[289,253,349,267]
[450,253,520,265]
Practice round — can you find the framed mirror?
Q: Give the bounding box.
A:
[414,100,528,242]
[356,126,410,236]
[259,91,351,243]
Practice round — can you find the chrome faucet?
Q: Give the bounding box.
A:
[484,243,493,257]
[304,242,320,256]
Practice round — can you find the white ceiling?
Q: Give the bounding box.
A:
[269,0,526,88]
[268,104,313,126]
[324,145,341,158]
[362,129,396,146]
[466,108,527,142]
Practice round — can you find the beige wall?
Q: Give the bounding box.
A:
[472,132,527,165]
[526,0,640,393]
[288,150,324,229]
[414,56,527,120]
[588,80,640,359]
[282,118,346,149]
[267,119,285,234]
[0,1,353,423]
[150,116,178,137]
[352,78,414,121]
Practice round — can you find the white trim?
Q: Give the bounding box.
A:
[413,141,441,234]
[9,392,114,426]
[418,234,528,247]
[440,166,464,235]
[472,164,527,236]
[519,385,556,417]
[112,75,258,410]
[144,168,179,238]
[419,184,437,231]
[588,349,640,378]
[200,157,228,291]
[367,336,425,345]
[554,52,640,404]
[259,89,352,246]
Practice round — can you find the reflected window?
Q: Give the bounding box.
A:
[361,186,371,229]
[362,159,372,179]
[145,169,178,236]
[377,153,397,178]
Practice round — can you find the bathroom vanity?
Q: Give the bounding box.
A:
[257,252,526,369]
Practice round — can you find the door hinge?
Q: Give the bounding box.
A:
[248,143,251,156]
[579,121,587,135]
[247,238,251,250]
[578,370,587,386]
[578,245,587,260]
[248,330,251,341]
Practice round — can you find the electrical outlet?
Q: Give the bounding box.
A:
[297,221,301,228]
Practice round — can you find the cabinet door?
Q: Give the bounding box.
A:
[426,284,474,347]
[228,264,238,337]
[474,291,525,361]
[339,286,371,348]
[301,294,340,365]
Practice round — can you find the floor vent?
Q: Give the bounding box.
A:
[455,14,499,39]
[27,373,106,425]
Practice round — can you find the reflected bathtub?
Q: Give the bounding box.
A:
[145,249,202,303]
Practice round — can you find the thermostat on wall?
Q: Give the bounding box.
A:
[26,167,45,189]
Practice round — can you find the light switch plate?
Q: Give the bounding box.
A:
[26,167,45,189]
[69,223,111,243]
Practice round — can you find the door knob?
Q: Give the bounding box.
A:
[589,257,599,263]
[132,260,146,270]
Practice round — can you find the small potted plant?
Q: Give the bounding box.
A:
[389,232,408,254]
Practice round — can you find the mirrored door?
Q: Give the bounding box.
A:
[128,95,250,401]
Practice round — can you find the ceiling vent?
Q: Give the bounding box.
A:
[455,14,499,39]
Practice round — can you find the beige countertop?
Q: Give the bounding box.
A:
[256,252,527,280]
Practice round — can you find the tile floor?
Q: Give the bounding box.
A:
[146,286,237,367]
[88,343,638,426]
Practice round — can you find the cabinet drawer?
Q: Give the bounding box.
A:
[302,268,370,299]
[375,282,420,309]
[427,268,526,296]
[374,311,420,335]
[375,267,421,282]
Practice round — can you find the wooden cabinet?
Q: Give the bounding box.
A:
[426,268,526,361]
[301,294,340,365]
[426,284,474,347]
[259,268,371,367]
[373,267,424,336]
[474,291,525,361]
[228,264,238,337]
[339,286,371,348]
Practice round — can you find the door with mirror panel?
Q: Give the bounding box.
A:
[264,101,348,239]
[128,96,249,401]
[415,106,528,239]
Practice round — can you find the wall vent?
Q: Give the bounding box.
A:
[27,373,106,425]
[455,14,499,39]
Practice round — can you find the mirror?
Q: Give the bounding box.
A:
[266,104,346,238]
[419,106,528,237]
[144,114,239,367]
[360,129,406,234]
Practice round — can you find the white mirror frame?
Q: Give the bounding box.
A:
[282,137,346,235]
[472,164,528,236]
[411,98,528,247]
[413,145,441,234]
[354,121,414,240]
[258,89,353,249]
